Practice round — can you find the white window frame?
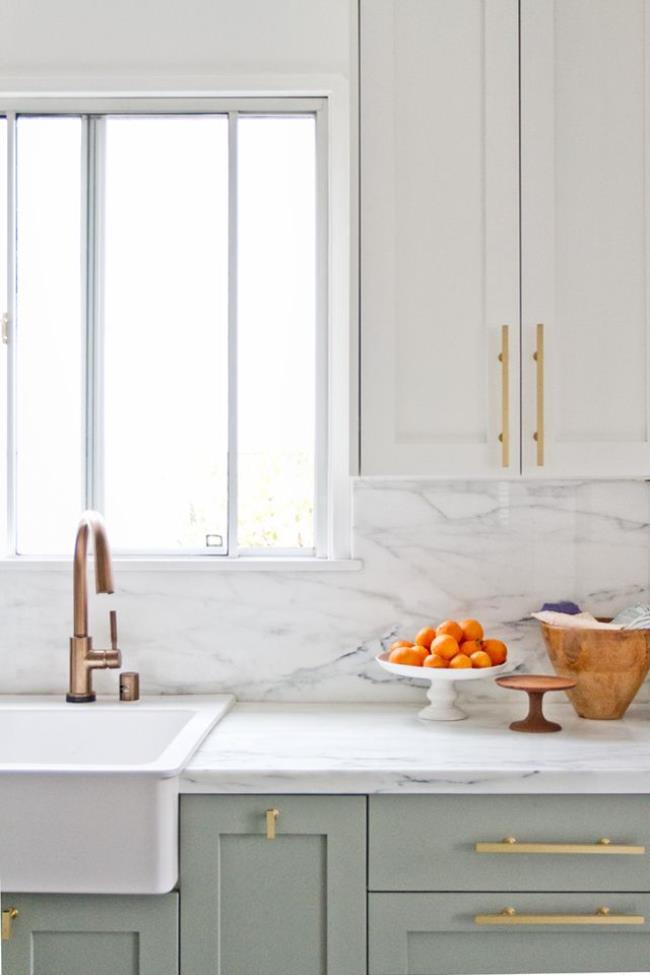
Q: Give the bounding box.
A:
[0,93,355,567]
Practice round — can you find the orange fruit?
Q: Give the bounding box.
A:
[412,645,430,664]
[470,649,493,669]
[483,639,508,665]
[414,626,436,649]
[389,640,413,651]
[461,639,482,656]
[460,619,484,643]
[430,634,460,661]
[388,646,424,666]
[449,653,472,669]
[436,619,464,643]
[423,653,447,668]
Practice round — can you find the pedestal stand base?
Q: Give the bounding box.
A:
[418,680,466,721]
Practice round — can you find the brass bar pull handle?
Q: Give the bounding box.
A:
[266,808,279,840]
[497,324,510,467]
[475,836,646,855]
[533,322,544,465]
[475,906,645,926]
[2,907,18,940]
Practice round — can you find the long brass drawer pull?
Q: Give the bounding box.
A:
[475,906,645,926]
[1,908,18,941]
[533,322,544,465]
[266,808,279,840]
[497,324,510,468]
[475,836,645,855]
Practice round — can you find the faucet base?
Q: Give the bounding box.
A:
[65,692,96,704]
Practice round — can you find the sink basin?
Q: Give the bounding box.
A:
[0,695,233,893]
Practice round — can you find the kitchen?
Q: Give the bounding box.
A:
[0,1,649,973]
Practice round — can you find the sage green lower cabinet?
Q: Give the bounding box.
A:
[180,795,366,975]
[369,893,650,975]
[2,893,178,975]
[369,795,650,891]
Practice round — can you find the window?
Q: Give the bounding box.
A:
[0,101,329,559]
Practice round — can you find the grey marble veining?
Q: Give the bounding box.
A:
[1,479,648,702]
[181,701,650,794]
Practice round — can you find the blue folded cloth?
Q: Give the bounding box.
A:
[540,601,581,615]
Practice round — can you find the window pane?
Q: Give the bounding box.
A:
[0,117,6,317]
[237,116,317,551]
[0,118,6,552]
[103,117,229,552]
[16,117,83,554]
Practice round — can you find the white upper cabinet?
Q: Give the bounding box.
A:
[360,0,520,476]
[362,0,650,478]
[521,0,650,477]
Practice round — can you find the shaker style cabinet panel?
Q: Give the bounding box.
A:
[180,795,366,975]
[369,893,650,975]
[362,0,650,478]
[360,0,520,476]
[1,893,178,975]
[369,795,650,892]
[521,0,650,476]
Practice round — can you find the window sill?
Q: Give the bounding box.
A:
[0,556,363,572]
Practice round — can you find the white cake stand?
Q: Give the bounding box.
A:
[375,651,515,721]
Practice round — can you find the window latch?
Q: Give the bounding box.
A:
[205,534,224,548]
[1,312,8,345]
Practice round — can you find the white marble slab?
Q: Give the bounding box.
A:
[181,701,650,794]
[1,479,649,702]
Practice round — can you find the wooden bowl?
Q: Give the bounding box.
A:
[539,621,650,719]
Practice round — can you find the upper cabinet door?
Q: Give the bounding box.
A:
[361,0,520,476]
[521,0,650,476]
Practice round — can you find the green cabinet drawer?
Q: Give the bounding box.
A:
[180,795,366,975]
[1,893,178,975]
[369,892,650,974]
[369,795,650,891]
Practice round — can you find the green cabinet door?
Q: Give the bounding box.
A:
[2,893,178,975]
[180,795,366,975]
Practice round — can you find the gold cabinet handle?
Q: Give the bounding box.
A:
[533,322,544,465]
[497,324,510,467]
[1,907,18,940]
[475,906,644,926]
[475,836,645,855]
[266,808,279,840]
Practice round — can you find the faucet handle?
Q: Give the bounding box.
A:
[110,609,118,651]
[101,609,121,669]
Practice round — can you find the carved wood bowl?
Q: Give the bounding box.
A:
[539,620,650,720]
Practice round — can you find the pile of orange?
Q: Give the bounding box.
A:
[387,619,507,671]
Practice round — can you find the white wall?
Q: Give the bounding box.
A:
[0,0,355,87]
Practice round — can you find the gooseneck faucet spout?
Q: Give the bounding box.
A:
[67,510,122,703]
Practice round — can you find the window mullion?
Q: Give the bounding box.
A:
[314,104,329,558]
[227,111,239,557]
[5,113,17,555]
[83,116,106,514]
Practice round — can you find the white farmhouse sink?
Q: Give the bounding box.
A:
[0,695,233,894]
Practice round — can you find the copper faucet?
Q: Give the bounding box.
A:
[67,511,122,703]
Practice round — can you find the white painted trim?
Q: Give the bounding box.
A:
[323,78,354,557]
[0,556,363,572]
[227,111,239,558]
[5,113,16,556]
[314,101,329,558]
[0,74,352,100]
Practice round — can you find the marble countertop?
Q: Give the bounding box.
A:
[181,701,650,794]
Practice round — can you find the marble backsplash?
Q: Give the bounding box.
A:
[2,479,649,704]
